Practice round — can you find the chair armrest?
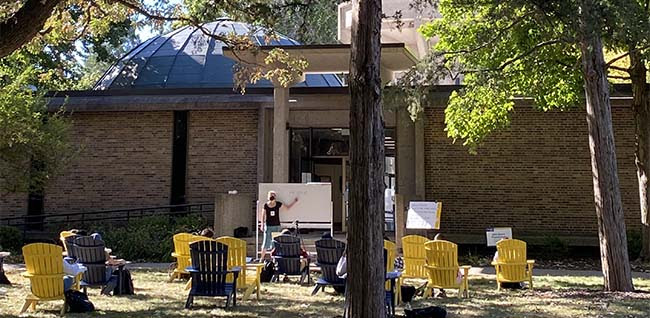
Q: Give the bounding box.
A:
[527,260,535,265]
[229,266,242,273]
[22,273,64,279]
[490,261,498,266]
[461,265,471,276]
[172,252,179,257]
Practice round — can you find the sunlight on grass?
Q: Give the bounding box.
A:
[1,268,649,317]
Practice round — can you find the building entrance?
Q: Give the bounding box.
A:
[289,128,395,232]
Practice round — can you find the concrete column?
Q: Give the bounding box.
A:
[273,86,290,182]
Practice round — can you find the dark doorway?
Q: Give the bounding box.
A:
[170,111,188,206]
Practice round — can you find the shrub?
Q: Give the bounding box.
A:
[539,235,570,257]
[0,226,23,253]
[93,215,207,262]
[627,230,642,260]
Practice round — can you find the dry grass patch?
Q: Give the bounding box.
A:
[1,267,649,317]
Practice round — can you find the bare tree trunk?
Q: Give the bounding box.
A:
[579,0,634,291]
[629,49,650,261]
[345,0,386,317]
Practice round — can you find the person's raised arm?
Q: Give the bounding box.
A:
[283,197,299,210]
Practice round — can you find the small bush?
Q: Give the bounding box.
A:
[627,230,642,260]
[93,215,207,262]
[539,236,570,257]
[0,226,23,253]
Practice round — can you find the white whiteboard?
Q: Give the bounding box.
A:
[406,201,442,229]
[258,183,333,229]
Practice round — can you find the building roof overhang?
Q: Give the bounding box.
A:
[223,43,418,80]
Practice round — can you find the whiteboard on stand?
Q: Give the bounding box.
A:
[406,201,442,229]
[257,183,333,229]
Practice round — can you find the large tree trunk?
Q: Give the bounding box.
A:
[345,0,385,317]
[579,0,634,291]
[0,0,62,58]
[629,49,650,261]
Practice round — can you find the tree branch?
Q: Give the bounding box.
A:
[0,0,62,58]
[606,43,650,67]
[463,39,562,74]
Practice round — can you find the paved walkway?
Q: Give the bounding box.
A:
[5,262,650,278]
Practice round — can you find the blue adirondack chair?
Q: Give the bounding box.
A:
[72,236,111,293]
[185,240,240,309]
[271,234,310,284]
[312,238,346,295]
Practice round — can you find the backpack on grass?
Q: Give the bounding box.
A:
[65,290,95,313]
[260,260,275,283]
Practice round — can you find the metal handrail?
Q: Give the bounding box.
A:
[0,203,214,229]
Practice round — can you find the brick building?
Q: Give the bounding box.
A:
[0,14,642,246]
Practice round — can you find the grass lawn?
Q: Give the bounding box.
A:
[1,268,649,317]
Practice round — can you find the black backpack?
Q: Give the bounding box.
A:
[102,267,134,296]
[405,306,447,318]
[259,260,275,283]
[65,290,95,313]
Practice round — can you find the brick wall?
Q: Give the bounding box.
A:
[424,103,639,238]
[186,110,258,205]
[44,111,173,213]
[0,177,27,219]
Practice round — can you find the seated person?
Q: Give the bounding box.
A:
[63,259,86,291]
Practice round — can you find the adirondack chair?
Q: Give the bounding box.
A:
[491,239,534,291]
[215,236,264,300]
[401,235,428,280]
[384,240,401,305]
[72,236,110,292]
[311,238,346,295]
[424,240,470,298]
[384,248,401,318]
[21,243,68,315]
[271,234,310,284]
[185,240,240,309]
[60,231,76,257]
[170,233,208,282]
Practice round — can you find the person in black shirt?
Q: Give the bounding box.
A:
[259,190,298,260]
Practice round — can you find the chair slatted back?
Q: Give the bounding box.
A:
[59,231,75,254]
[215,236,248,286]
[315,238,345,284]
[384,240,396,272]
[23,243,65,299]
[496,239,527,281]
[273,235,301,257]
[425,240,460,288]
[273,235,303,275]
[173,233,208,271]
[315,238,345,264]
[189,240,230,296]
[63,235,78,259]
[73,236,105,263]
[401,235,428,278]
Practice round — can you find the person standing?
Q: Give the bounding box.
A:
[259,190,298,260]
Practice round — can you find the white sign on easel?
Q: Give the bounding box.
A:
[406,201,442,229]
[486,227,512,246]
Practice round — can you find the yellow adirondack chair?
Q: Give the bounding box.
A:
[169,233,210,282]
[424,240,470,298]
[21,243,69,315]
[491,239,534,291]
[401,235,428,279]
[60,230,75,256]
[216,236,264,300]
[384,240,401,305]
